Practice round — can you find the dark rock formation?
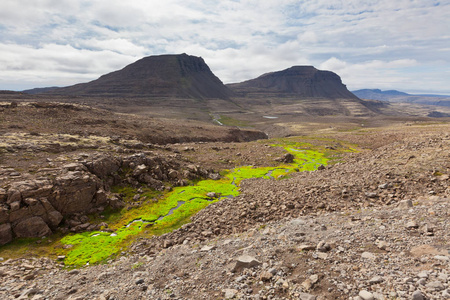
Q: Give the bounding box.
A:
[0,152,218,244]
[46,54,234,99]
[228,66,358,99]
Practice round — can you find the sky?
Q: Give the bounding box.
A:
[0,0,449,94]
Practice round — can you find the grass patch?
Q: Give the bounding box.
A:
[217,115,251,127]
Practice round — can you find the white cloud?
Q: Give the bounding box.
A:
[0,0,449,93]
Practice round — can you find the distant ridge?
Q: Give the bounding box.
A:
[352,89,409,101]
[23,87,60,94]
[228,66,358,99]
[40,54,233,99]
[352,89,450,107]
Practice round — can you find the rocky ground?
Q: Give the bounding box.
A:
[0,107,448,299]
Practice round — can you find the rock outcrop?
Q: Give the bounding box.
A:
[0,152,214,244]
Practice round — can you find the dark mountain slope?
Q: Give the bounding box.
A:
[228,66,358,99]
[44,54,233,99]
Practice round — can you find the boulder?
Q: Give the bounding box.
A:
[9,206,33,224]
[84,155,121,179]
[13,216,52,238]
[50,172,99,214]
[276,153,295,163]
[0,188,7,202]
[0,207,9,223]
[0,223,13,245]
[95,189,108,205]
[231,255,261,272]
[47,210,63,227]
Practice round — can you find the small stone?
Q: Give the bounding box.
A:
[442,289,450,298]
[299,244,316,251]
[365,192,378,198]
[417,271,428,278]
[425,281,444,291]
[398,199,413,208]
[259,271,273,282]
[298,293,316,300]
[200,245,216,252]
[434,255,450,262]
[316,241,331,252]
[376,240,388,250]
[361,252,376,260]
[68,269,80,275]
[223,289,238,299]
[358,290,374,300]
[417,278,427,285]
[206,192,217,198]
[411,290,424,300]
[23,273,36,280]
[201,230,213,237]
[406,221,419,229]
[97,272,111,281]
[301,279,313,290]
[163,240,173,248]
[369,276,383,284]
[310,274,319,284]
[22,263,35,270]
[135,278,144,285]
[438,273,448,282]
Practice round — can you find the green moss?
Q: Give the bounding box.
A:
[4,136,357,267]
[61,221,145,266]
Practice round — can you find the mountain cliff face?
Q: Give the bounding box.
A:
[228,66,358,99]
[48,54,233,99]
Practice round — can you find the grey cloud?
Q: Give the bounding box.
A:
[0,0,448,93]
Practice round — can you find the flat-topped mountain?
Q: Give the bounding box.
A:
[44,54,233,99]
[228,66,358,99]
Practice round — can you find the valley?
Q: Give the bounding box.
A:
[0,54,448,300]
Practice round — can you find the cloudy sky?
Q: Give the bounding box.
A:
[1,0,449,94]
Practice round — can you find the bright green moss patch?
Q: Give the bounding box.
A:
[15,137,357,267]
[61,221,145,266]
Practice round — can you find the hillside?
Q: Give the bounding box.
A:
[42,54,234,99]
[228,66,358,99]
[0,122,448,300]
[226,66,382,118]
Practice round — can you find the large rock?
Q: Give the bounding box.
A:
[84,155,121,179]
[0,223,13,245]
[231,255,261,272]
[13,217,52,238]
[47,210,63,227]
[0,207,9,223]
[50,171,99,214]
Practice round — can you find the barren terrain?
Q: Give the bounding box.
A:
[0,96,448,300]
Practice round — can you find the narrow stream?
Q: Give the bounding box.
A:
[157,201,186,220]
[60,144,331,266]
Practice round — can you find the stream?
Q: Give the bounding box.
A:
[60,144,330,266]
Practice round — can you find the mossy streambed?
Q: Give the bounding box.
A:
[1,139,355,267]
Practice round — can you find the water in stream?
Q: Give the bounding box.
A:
[60,144,330,266]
